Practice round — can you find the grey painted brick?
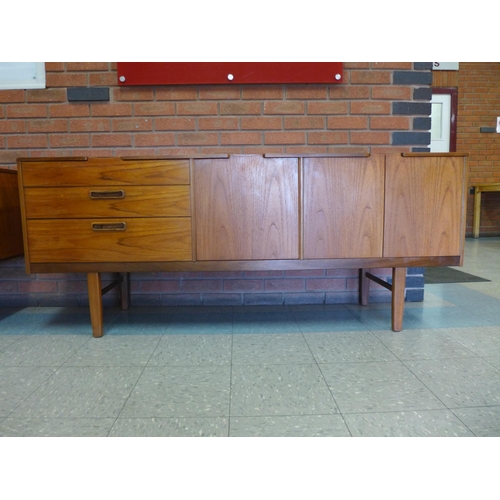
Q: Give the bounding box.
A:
[393,102,432,115]
[393,71,433,85]
[414,62,433,70]
[412,147,431,153]
[392,131,431,146]
[414,117,431,130]
[67,87,110,102]
[406,289,425,302]
[413,87,432,100]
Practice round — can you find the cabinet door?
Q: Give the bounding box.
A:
[194,156,299,260]
[303,156,385,259]
[384,154,467,258]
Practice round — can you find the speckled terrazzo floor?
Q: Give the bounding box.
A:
[1,238,500,437]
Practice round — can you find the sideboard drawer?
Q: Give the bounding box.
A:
[24,185,191,219]
[21,158,190,187]
[26,218,192,262]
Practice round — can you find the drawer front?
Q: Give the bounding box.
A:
[26,218,192,262]
[24,186,191,218]
[20,158,190,187]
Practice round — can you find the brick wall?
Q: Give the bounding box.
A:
[0,62,431,307]
[456,62,500,236]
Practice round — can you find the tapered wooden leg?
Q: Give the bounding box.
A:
[391,267,406,332]
[87,272,104,338]
[359,268,370,306]
[473,188,481,238]
[120,272,130,311]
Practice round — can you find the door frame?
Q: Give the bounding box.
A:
[431,87,458,152]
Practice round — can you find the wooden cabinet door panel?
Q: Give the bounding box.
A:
[384,154,467,258]
[194,156,299,260]
[0,169,23,260]
[26,218,192,262]
[303,156,385,259]
[24,186,191,218]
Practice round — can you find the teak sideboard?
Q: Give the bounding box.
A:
[16,153,468,337]
[0,168,23,261]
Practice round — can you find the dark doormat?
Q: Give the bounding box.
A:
[425,267,491,284]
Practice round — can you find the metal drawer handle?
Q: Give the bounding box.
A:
[92,222,127,231]
[89,190,125,199]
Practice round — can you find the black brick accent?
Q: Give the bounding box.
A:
[412,147,431,152]
[414,117,431,130]
[406,289,424,302]
[414,62,433,70]
[392,132,431,146]
[67,87,110,102]
[413,87,432,100]
[393,71,433,85]
[393,102,432,115]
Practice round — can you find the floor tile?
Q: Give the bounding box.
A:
[233,309,300,334]
[451,406,500,436]
[372,329,478,360]
[344,410,474,437]
[0,366,56,418]
[106,312,173,335]
[303,331,398,363]
[293,308,368,332]
[404,357,500,408]
[120,365,231,418]
[62,335,161,366]
[0,418,115,437]
[0,335,89,367]
[109,417,229,437]
[230,364,339,417]
[231,333,315,365]
[148,334,231,366]
[320,361,446,414]
[442,326,500,357]
[166,312,233,334]
[229,414,351,437]
[10,366,143,419]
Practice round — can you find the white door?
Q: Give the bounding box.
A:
[430,93,451,152]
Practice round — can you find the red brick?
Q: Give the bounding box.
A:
[307,101,348,115]
[327,116,368,129]
[90,103,133,117]
[69,118,111,132]
[220,102,261,115]
[6,104,47,118]
[242,86,284,100]
[351,131,391,144]
[50,103,90,118]
[329,86,370,99]
[264,278,304,291]
[134,133,176,147]
[89,72,117,86]
[113,87,155,101]
[156,87,198,101]
[18,281,57,293]
[0,90,25,103]
[177,102,218,115]
[351,101,391,115]
[46,72,88,87]
[91,133,132,147]
[45,62,65,72]
[372,62,412,69]
[286,85,328,99]
[308,131,349,144]
[284,116,324,129]
[221,132,262,145]
[7,135,47,149]
[140,280,180,293]
[177,132,218,146]
[224,279,264,292]
[199,117,239,130]
[264,131,305,144]
[27,119,68,133]
[26,89,66,103]
[49,134,90,148]
[241,117,283,130]
[350,71,392,85]
[66,62,110,71]
[343,62,370,69]
[372,86,412,100]
[199,87,241,100]
[370,116,410,130]
[112,118,153,132]
[156,117,196,131]
[182,279,222,292]
[306,278,345,291]
[0,120,26,133]
[264,101,305,115]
